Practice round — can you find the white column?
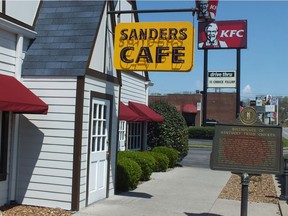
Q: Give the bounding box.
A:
[15,34,24,80]
[8,34,24,201]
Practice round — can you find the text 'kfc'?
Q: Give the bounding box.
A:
[114,22,194,72]
[198,20,247,49]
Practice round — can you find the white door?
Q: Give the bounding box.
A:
[88,98,110,204]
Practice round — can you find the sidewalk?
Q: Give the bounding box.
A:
[73,166,282,216]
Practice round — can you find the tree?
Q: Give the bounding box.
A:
[148,100,189,160]
[279,96,288,125]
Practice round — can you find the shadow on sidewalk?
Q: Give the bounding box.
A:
[185,213,222,216]
[117,191,153,199]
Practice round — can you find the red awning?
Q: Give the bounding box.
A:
[128,101,164,122]
[182,104,197,113]
[0,74,48,114]
[119,102,146,122]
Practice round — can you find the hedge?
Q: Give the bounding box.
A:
[188,126,215,139]
[152,146,179,168]
[118,151,156,181]
[116,157,142,191]
[149,152,169,172]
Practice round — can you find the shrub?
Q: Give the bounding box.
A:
[188,126,215,139]
[152,146,179,168]
[118,151,156,181]
[116,157,142,191]
[148,101,189,160]
[149,151,169,172]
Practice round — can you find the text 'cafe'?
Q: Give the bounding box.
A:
[114,22,194,72]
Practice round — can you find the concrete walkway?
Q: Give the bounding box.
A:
[74,166,281,216]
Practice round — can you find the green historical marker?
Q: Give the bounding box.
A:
[210,107,283,175]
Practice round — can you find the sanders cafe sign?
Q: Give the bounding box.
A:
[114,22,194,72]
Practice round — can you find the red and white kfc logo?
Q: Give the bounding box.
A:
[198,20,247,49]
[196,0,219,22]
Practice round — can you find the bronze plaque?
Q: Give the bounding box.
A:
[210,115,283,174]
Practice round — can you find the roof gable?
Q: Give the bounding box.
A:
[22,0,105,76]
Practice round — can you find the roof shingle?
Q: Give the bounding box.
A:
[23,0,105,76]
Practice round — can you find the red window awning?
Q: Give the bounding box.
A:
[0,74,48,114]
[182,104,197,113]
[119,102,146,122]
[128,101,164,122]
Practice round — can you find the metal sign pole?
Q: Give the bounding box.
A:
[202,49,208,126]
[236,49,241,118]
[240,173,250,216]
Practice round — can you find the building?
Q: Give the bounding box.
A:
[0,0,161,212]
[149,93,237,126]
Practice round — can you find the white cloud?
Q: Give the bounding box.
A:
[243,84,252,94]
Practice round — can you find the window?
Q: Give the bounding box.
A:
[118,121,127,151]
[0,112,8,181]
[127,122,142,151]
[91,103,107,152]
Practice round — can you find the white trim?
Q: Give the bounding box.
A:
[8,114,19,202]
[0,18,36,39]
[15,34,23,80]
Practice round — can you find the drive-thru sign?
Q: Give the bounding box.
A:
[114,22,194,72]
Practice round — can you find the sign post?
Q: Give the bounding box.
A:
[198,20,247,123]
[210,107,283,215]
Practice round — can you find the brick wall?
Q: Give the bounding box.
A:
[149,93,236,126]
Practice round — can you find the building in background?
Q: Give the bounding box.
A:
[149,93,237,126]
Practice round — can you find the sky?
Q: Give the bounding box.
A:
[136,0,287,100]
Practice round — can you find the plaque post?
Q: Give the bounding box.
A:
[240,173,249,216]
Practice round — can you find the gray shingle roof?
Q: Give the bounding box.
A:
[22,1,105,76]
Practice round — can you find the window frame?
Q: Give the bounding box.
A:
[0,112,9,181]
[127,122,142,151]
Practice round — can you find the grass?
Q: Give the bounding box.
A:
[188,143,212,148]
[283,137,288,148]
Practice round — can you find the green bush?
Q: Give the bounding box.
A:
[148,101,189,160]
[118,151,156,181]
[152,146,179,168]
[188,126,215,139]
[116,157,142,191]
[149,152,169,172]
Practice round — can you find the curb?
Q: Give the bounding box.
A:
[273,175,288,216]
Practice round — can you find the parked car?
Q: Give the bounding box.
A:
[205,119,218,126]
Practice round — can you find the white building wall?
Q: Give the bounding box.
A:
[17,77,77,210]
[79,75,119,209]
[5,0,40,27]
[0,29,16,77]
[121,73,147,104]
[0,28,17,206]
[115,0,135,23]
[89,4,107,73]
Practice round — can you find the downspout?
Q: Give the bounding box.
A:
[144,81,153,150]
[8,34,24,202]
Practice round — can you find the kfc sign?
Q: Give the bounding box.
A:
[196,0,219,22]
[198,20,247,49]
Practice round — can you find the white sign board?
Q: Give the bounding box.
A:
[265,105,275,112]
[208,71,236,88]
[256,99,262,106]
[197,102,201,111]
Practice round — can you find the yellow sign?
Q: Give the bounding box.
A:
[114,22,194,72]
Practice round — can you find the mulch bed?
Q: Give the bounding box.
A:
[219,174,279,204]
[0,204,72,216]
